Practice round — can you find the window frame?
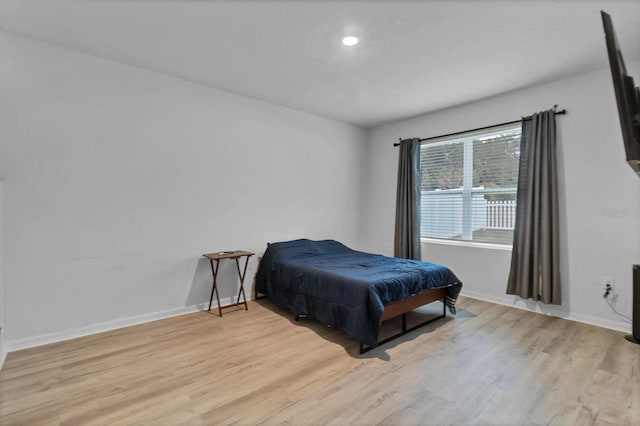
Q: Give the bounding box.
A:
[419,122,522,248]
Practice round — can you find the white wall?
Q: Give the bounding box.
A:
[364,61,640,333]
[0,32,5,365]
[0,179,5,367]
[0,32,368,349]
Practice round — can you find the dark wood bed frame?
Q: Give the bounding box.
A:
[254,262,450,354]
[286,287,448,354]
[358,287,447,354]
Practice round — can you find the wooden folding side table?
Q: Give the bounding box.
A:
[202,250,254,317]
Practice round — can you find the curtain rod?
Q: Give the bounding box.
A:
[394,106,567,146]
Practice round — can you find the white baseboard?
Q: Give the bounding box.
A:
[4,297,239,353]
[461,290,632,334]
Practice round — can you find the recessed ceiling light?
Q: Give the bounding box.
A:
[342,36,359,47]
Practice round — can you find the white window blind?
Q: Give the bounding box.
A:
[420,123,522,245]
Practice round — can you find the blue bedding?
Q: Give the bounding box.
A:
[255,239,462,347]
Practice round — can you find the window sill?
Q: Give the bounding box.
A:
[421,237,512,251]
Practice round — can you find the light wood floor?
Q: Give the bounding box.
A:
[1,296,638,425]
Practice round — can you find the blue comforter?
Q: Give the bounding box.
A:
[255,239,462,347]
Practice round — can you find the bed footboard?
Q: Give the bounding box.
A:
[359,287,447,354]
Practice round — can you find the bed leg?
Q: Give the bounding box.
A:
[359,299,449,355]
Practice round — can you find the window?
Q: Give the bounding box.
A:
[420,123,521,245]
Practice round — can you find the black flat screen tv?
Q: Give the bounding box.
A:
[601,10,640,176]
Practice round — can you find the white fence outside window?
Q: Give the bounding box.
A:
[421,188,517,240]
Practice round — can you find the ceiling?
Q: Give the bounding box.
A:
[1,0,639,128]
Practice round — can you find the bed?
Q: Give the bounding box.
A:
[255,239,462,353]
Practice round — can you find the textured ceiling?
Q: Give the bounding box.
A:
[1,0,639,128]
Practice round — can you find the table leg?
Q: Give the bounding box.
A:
[208,258,223,317]
[235,256,250,311]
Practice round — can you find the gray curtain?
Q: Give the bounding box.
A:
[394,138,421,260]
[507,110,561,304]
